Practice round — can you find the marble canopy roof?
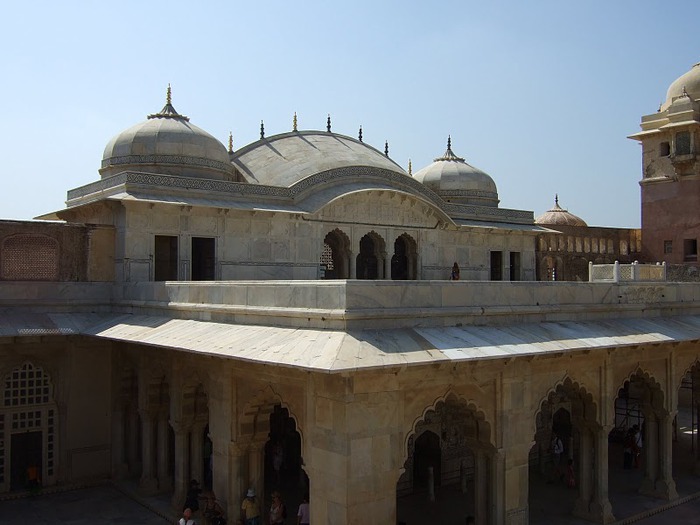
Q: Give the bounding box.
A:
[3,311,699,373]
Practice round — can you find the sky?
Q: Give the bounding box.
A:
[0,1,697,227]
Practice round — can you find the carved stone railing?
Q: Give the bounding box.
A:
[589,261,666,282]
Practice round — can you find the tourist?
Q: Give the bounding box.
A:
[297,493,310,525]
[241,488,260,525]
[269,490,286,525]
[633,424,643,468]
[203,491,227,525]
[184,479,202,513]
[623,428,636,469]
[549,432,564,482]
[272,442,284,485]
[450,262,460,280]
[565,458,576,488]
[179,507,197,525]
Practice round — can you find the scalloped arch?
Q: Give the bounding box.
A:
[239,384,303,447]
[530,375,599,438]
[402,389,493,461]
[614,367,666,417]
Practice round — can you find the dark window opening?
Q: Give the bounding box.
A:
[676,131,691,156]
[154,235,178,281]
[684,239,697,261]
[663,240,673,254]
[509,252,521,281]
[659,141,670,157]
[490,251,503,281]
[192,237,216,281]
[356,235,379,279]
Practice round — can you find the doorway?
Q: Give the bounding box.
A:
[10,431,42,491]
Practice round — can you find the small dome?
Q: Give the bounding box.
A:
[413,137,499,207]
[662,62,700,111]
[100,86,234,180]
[535,195,587,227]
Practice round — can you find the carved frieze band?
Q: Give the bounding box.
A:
[67,167,532,223]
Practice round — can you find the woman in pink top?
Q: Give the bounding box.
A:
[297,493,310,525]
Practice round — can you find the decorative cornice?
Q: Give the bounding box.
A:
[67,167,533,224]
[101,154,235,175]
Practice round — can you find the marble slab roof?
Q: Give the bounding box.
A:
[3,312,700,373]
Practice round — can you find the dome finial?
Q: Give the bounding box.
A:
[293,112,298,132]
[434,136,464,162]
[555,193,559,206]
[228,132,233,154]
[148,84,189,121]
[260,120,265,139]
[408,159,412,176]
[358,125,363,142]
[327,114,332,133]
[385,140,389,157]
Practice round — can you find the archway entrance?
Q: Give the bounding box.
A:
[607,372,676,521]
[321,229,350,279]
[0,362,58,493]
[357,233,384,279]
[412,430,441,489]
[397,395,493,525]
[391,234,417,280]
[263,405,307,522]
[529,378,610,524]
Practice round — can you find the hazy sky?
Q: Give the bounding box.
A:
[1,1,697,227]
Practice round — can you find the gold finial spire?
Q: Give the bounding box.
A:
[293,112,298,132]
[166,83,172,105]
[228,132,233,153]
[408,159,412,176]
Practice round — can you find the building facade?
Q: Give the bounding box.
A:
[2,68,700,525]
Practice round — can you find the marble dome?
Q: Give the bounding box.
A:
[413,138,499,207]
[662,62,700,111]
[100,87,235,180]
[535,195,587,227]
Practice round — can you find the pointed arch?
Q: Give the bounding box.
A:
[357,230,386,280]
[530,376,599,438]
[403,390,493,465]
[391,232,418,280]
[321,228,351,279]
[239,384,303,445]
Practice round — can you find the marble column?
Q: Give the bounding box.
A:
[654,413,678,500]
[127,407,140,476]
[573,427,593,519]
[492,449,507,525]
[157,414,172,491]
[139,411,158,493]
[111,408,129,479]
[475,450,488,525]
[383,253,391,280]
[349,254,356,279]
[590,427,614,523]
[248,441,265,504]
[640,416,658,496]
[171,420,190,509]
[190,424,205,487]
[226,443,245,523]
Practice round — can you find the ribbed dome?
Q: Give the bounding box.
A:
[535,195,587,227]
[662,62,700,111]
[100,87,235,180]
[413,138,499,207]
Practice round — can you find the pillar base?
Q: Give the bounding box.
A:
[139,476,159,494]
[112,462,129,480]
[504,507,527,525]
[573,499,615,524]
[158,476,173,492]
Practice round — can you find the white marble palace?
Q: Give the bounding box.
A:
[3,73,700,525]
